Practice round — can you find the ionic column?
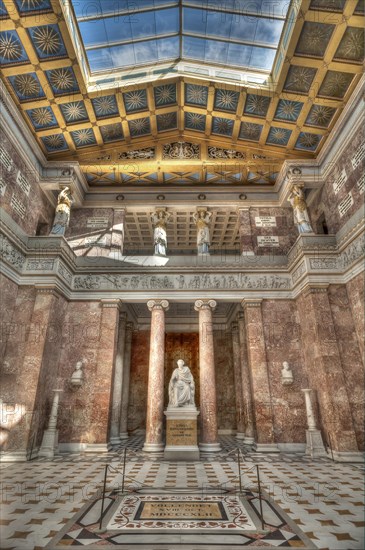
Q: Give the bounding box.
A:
[242,299,279,452]
[237,312,255,444]
[194,299,221,452]
[109,311,126,445]
[119,322,134,439]
[143,300,169,452]
[231,321,245,439]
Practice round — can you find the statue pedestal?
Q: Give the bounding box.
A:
[164,407,200,461]
[305,429,327,458]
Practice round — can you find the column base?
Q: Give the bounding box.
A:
[254,443,280,453]
[305,429,326,458]
[109,436,121,446]
[0,450,29,462]
[119,432,129,440]
[199,442,221,452]
[329,450,364,463]
[244,436,255,445]
[236,432,245,440]
[85,443,109,453]
[143,442,164,452]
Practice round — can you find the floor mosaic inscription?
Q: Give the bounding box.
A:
[137,501,226,520]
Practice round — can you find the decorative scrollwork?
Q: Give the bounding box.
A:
[162,142,200,160]
[208,146,245,159]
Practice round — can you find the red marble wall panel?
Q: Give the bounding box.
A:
[309,130,364,234]
[0,274,19,360]
[346,272,364,364]
[249,207,298,256]
[262,300,308,444]
[214,330,236,431]
[0,130,54,235]
[328,284,364,450]
[128,330,149,433]
[57,301,105,444]
[65,208,114,258]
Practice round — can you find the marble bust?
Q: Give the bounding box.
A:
[168,359,195,407]
[70,361,84,387]
[281,361,294,385]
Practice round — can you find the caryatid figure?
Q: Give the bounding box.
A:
[287,184,314,234]
[193,208,212,255]
[50,186,73,236]
[151,209,171,256]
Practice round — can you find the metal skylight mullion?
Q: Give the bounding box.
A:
[75,3,179,23]
[182,0,287,20]
[182,31,278,50]
[84,32,180,51]
[179,0,183,61]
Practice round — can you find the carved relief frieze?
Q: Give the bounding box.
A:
[0,234,26,270]
[26,258,55,270]
[73,273,291,291]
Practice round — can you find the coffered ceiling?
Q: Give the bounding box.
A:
[0,0,364,188]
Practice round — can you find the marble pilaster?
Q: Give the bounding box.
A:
[119,322,134,439]
[109,311,126,445]
[89,299,121,452]
[194,299,221,452]
[231,322,245,439]
[143,300,169,452]
[237,312,255,444]
[4,287,61,460]
[238,207,255,256]
[242,299,279,452]
[297,285,359,456]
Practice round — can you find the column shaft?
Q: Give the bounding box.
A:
[242,299,278,451]
[195,299,221,452]
[231,322,245,439]
[119,322,133,439]
[237,312,255,444]
[143,300,169,452]
[109,312,126,444]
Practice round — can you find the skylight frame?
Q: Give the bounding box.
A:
[61,0,298,91]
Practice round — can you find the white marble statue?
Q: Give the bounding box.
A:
[50,187,73,236]
[193,209,212,255]
[287,184,313,234]
[281,361,294,385]
[70,360,84,387]
[151,209,171,256]
[168,359,195,407]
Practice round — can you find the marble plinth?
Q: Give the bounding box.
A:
[164,406,200,461]
[305,429,327,458]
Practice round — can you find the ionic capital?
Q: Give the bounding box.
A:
[147,299,169,312]
[194,299,217,312]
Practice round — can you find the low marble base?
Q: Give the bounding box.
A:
[244,436,255,445]
[235,432,245,440]
[199,442,221,452]
[0,450,29,462]
[305,429,327,458]
[330,450,365,463]
[84,443,109,453]
[254,443,280,453]
[164,445,200,461]
[143,442,164,452]
[119,432,129,440]
[164,406,200,461]
[109,436,121,446]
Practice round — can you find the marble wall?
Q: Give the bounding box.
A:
[346,272,364,364]
[309,129,364,234]
[0,130,53,235]
[262,300,308,444]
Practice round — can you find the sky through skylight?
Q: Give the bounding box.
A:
[70,1,290,75]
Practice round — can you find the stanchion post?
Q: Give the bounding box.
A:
[256,464,264,530]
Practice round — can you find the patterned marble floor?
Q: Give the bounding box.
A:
[0,436,364,549]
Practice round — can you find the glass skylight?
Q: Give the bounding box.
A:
[69,0,290,75]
